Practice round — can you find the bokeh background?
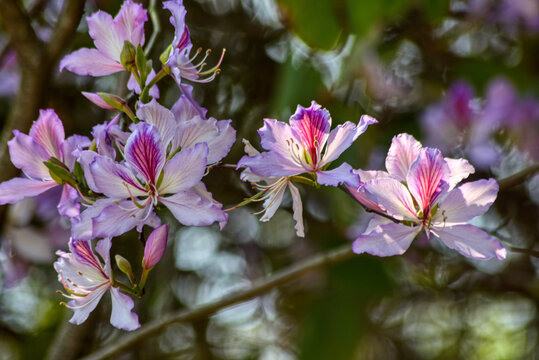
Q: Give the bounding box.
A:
[0,0,538,359]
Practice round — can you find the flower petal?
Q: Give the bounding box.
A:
[89,155,146,198]
[136,99,176,146]
[159,190,227,226]
[82,92,117,110]
[57,185,80,218]
[237,151,305,178]
[62,135,92,170]
[29,109,65,159]
[163,0,191,51]
[92,201,157,238]
[322,115,377,165]
[125,123,166,185]
[385,133,422,181]
[259,178,287,222]
[407,147,450,213]
[362,178,418,221]
[59,48,124,76]
[431,224,506,260]
[87,10,124,61]
[445,157,475,189]
[144,224,169,269]
[171,83,207,120]
[289,182,304,237]
[316,162,360,187]
[289,102,331,164]
[109,287,140,331]
[8,131,50,179]
[71,199,114,241]
[160,143,208,194]
[436,179,498,223]
[67,285,108,325]
[114,0,147,46]
[259,118,302,162]
[352,222,419,256]
[0,178,57,204]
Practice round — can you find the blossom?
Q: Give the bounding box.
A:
[79,122,226,239]
[163,0,225,84]
[54,238,140,330]
[143,224,169,269]
[351,133,506,260]
[0,110,90,217]
[238,101,377,188]
[60,0,147,76]
[240,140,304,237]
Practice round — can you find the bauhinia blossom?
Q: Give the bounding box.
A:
[60,0,147,76]
[350,133,506,260]
[78,122,226,239]
[238,101,378,188]
[54,238,140,330]
[0,109,90,217]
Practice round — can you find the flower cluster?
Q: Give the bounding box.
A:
[0,0,508,333]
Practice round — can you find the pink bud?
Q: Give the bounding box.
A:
[143,224,169,269]
[82,92,125,110]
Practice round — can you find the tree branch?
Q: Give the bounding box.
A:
[497,163,539,191]
[80,245,355,360]
[46,0,86,62]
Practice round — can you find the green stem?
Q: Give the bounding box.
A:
[140,67,168,103]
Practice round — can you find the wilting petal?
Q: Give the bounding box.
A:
[29,109,65,159]
[125,123,165,185]
[8,131,50,179]
[322,115,378,165]
[385,133,422,181]
[89,155,146,198]
[289,182,304,237]
[114,0,147,46]
[362,178,418,221]
[109,287,140,331]
[407,148,450,213]
[432,224,506,260]
[237,151,304,178]
[0,178,56,204]
[436,179,498,223]
[59,48,124,76]
[92,201,154,238]
[289,102,331,164]
[445,157,475,189]
[136,99,176,146]
[87,11,124,61]
[144,224,169,268]
[58,185,80,218]
[160,190,227,226]
[159,143,208,194]
[316,163,360,187]
[352,222,419,256]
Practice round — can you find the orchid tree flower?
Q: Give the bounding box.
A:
[54,238,140,331]
[79,123,226,239]
[0,109,90,217]
[238,101,378,188]
[239,140,304,237]
[60,0,147,77]
[351,133,506,260]
[163,0,225,85]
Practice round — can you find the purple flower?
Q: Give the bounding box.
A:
[54,238,140,330]
[163,0,225,84]
[351,134,506,260]
[60,0,147,76]
[143,224,169,269]
[79,123,226,239]
[238,101,377,188]
[0,110,90,217]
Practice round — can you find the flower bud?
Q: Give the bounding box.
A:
[120,40,137,73]
[82,92,125,110]
[115,254,135,284]
[143,224,169,269]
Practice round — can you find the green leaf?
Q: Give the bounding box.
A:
[44,158,76,187]
[136,44,147,84]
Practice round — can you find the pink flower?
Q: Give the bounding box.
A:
[54,238,140,330]
[143,224,169,269]
[351,134,506,260]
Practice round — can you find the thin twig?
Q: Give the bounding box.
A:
[80,245,355,360]
[508,246,539,258]
[144,0,161,57]
[497,163,539,191]
[47,0,86,61]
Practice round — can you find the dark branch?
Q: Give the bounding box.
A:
[497,163,539,191]
[46,0,86,62]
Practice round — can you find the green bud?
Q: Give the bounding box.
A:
[96,92,127,111]
[135,45,147,83]
[115,254,136,285]
[120,41,137,73]
[159,44,172,65]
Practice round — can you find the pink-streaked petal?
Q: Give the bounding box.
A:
[445,157,475,189]
[237,152,305,178]
[92,202,154,239]
[71,199,115,241]
[259,118,302,161]
[322,115,378,165]
[362,178,418,221]
[58,185,80,218]
[316,163,360,187]
[136,99,176,146]
[436,179,498,223]
[289,102,331,165]
[407,147,450,213]
[29,109,65,159]
[125,123,165,185]
[385,133,422,181]
[59,48,124,76]
[89,156,146,198]
[144,224,169,269]
[159,190,227,227]
[67,285,108,325]
[0,178,56,204]
[431,224,506,260]
[160,143,208,194]
[87,11,123,61]
[114,0,147,46]
[352,222,420,256]
[163,0,190,51]
[82,92,117,110]
[109,287,140,331]
[289,182,304,237]
[8,131,50,179]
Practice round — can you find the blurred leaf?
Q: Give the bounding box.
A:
[345,0,408,36]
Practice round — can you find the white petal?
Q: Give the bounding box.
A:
[109,287,140,331]
[432,224,506,260]
[352,222,420,256]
